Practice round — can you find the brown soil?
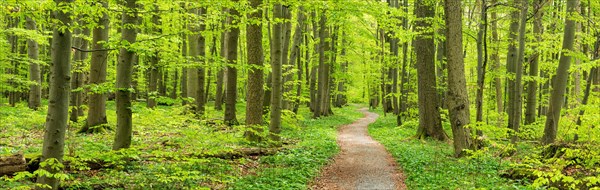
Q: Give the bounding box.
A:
[310,108,407,190]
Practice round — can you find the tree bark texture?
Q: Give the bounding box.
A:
[26,16,41,110]
[245,0,265,141]
[414,0,447,141]
[113,0,138,150]
[542,0,579,145]
[270,4,285,141]
[84,1,109,132]
[36,0,73,188]
[525,0,544,124]
[195,7,207,115]
[445,0,473,158]
[224,3,240,125]
[505,0,520,143]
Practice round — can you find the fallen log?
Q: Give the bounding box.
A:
[2,147,285,176]
[0,153,26,176]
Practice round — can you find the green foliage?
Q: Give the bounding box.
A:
[369,110,526,189]
[1,101,363,189]
[231,105,363,189]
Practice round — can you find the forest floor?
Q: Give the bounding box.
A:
[311,108,407,190]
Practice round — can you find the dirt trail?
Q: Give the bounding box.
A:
[311,108,406,190]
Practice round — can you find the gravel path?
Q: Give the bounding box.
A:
[311,108,407,190]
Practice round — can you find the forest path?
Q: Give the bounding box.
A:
[310,108,407,190]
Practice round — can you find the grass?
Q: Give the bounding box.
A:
[367,108,530,189]
[230,105,364,189]
[0,100,363,189]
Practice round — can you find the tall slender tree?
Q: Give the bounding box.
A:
[445,0,473,158]
[26,16,41,110]
[245,0,265,141]
[542,0,579,144]
[36,0,73,188]
[195,7,207,115]
[113,0,139,150]
[83,1,109,132]
[147,3,161,108]
[270,3,285,141]
[505,0,521,143]
[224,2,240,125]
[525,0,544,124]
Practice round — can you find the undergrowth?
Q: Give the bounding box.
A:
[368,109,528,189]
[0,101,362,189]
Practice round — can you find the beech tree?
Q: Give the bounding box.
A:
[113,0,138,150]
[37,0,73,188]
[224,1,240,125]
[445,0,473,157]
[245,0,265,141]
[82,1,109,133]
[414,0,447,141]
[542,0,579,145]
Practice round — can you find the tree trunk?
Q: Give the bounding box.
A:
[444,0,473,158]
[475,0,488,126]
[215,22,227,110]
[398,0,410,126]
[72,23,89,120]
[195,7,207,115]
[505,0,520,143]
[289,7,306,111]
[181,33,188,105]
[314,11,332,118]
[281,6,293,110]
[335,33,347,107]
[414,0,447,141]
[269,4,285,141]
[186,8,199,107]
[491,0,503,126]
[525,0,544,124]
[26,16,41,110]
[224,4,240,125]
[7,16,19,107]
[309,11,319,112]
[147,3,161,108]
[510,0,528,143]
[245,0,265,141]
[83,1,109,132]
[36,0,73,188]
[0,153,26,176]
[113,0,138,150]
[171,70,178,99]
[542,0,579,145]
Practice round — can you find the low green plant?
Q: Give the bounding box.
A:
[368,109,526,189]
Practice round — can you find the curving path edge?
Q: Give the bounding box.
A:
[311,108,407,190]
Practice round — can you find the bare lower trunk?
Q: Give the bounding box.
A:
[491,0,503,125]
[445,0,473,157]
[245,0,265,141]
[84,1,109,131]
[195,8,207,115]
[414,0,447,141]
[542,0,579,144]
[525,0,543,125]
[269,4,285,141]
[26,16,41,110]
[113,0,138,150]
[224,4,240,125]
[36,0,73,188]
[505,0,520,143]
